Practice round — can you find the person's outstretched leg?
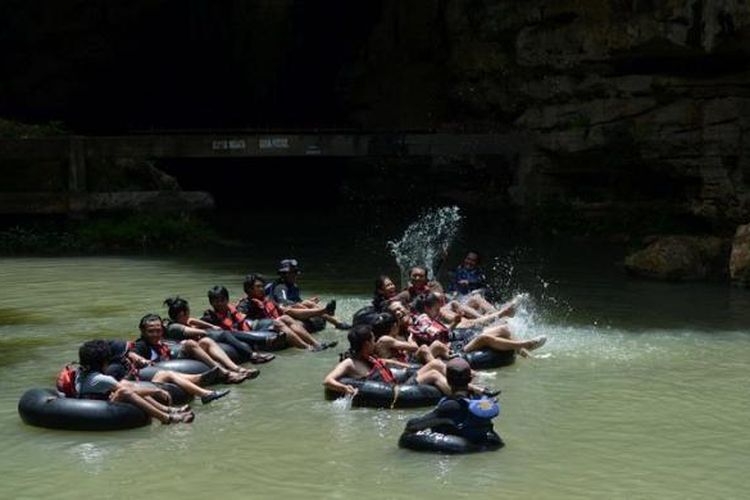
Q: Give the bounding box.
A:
[152,370,212,398]
[481,323,512,339]
[206,330,253,357]
[415,369,451,395]
[464,333,545,353]
[111,387,193,424]
[466,294,497,314]
[197,337,244,372]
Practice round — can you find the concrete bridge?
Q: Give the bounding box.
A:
[0,131,522,214]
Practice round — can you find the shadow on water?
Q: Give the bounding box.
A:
[0,337,59,367]
[0,307,52,326]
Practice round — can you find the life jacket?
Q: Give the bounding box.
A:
[56,363,78,397]
[366,356,397,385]
[407,283,428,299]
[251,297,280,319]
[206,305,249,331]
[409,313,450,345]
[438,396,500,443]
[134,338,172,362]
[267,280,302,304]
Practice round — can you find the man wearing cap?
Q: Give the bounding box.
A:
[265,258,351,332]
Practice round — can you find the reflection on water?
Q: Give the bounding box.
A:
[1,237,749,498]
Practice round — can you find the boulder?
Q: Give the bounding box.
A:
[624,235,729,281]
[729,223,750,285]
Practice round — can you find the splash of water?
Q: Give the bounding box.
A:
[387,206,463,283]
[331,393,355,411]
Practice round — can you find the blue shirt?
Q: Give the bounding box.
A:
[449,266,487,295]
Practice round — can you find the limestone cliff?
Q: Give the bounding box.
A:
[347,0,750,231]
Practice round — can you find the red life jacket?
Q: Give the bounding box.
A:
[214,305,249,331]
[251,297,280,319]
[408,283,428,298]
[56,363,78,397]
[409,313,450,345]
[366,356,397,384]
[147,340,172,361]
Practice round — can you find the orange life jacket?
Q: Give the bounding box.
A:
[366,356,397,384]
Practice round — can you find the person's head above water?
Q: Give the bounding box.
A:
[243,274,266,298]
[347,324,375,356]
[79,340,112,372]
[414,292,442,316]
[375,275,397,298]
[409,266,428,288]
[207,285,230,311]
[446,357,472,391]
[164,296,190,322]
[139,313,163,343]
[278,259,300,284]
[462,251,480,269]
[278,258,300,274]
[371,312,397,339]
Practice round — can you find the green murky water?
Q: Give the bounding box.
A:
[1,234,749,499]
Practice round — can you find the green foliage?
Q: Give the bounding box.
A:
[0,118,67,138]
[0,214,217,254]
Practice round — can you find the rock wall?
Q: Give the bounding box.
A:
[347,0,750,231]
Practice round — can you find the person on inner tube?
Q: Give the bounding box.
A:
[163,296,261,376]
[372,275,399,312]
[131,313,253,384]
[404,357,503,446]
[323,325,455,396]
[265,259,351,331]
[398,264,511,325]
[409,292,547,358]
[200,286,275,364]
[371,313,499,398]
[76,340,195,424]
[104,337,233,406]
[444,250,522,323]
[389,266,433,307]
[236,274,337,352]
[371,310,444,365]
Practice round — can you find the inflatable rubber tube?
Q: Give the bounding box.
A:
[135,381,192,406]
[138,359,210,381]
[352,306,379,326]
[217,342,244,364]
[449,328,480,343]
[398,430,504,454]
[303,316,326,333]
[18,388,150,431]
[324,377,443,409]
[460,349,515,370]
[229,330,288,351]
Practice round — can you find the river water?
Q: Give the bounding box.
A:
[1,218,749,499]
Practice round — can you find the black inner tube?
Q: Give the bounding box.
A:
[18,388,151,431]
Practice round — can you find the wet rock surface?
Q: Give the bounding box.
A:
[624,234,729,280]
[729,223,750,285]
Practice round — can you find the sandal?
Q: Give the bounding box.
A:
[249,352,275,364]
[201,389,230,405]
[169,405,191,414]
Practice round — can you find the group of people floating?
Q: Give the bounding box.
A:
[62,259,348,424]
[44,252,546,451]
